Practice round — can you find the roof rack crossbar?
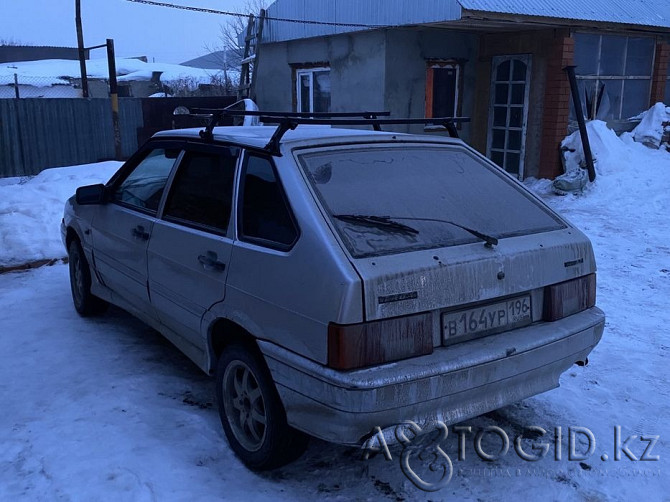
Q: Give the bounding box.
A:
[195,106,392,142]
[258,116,469,139]
[192,109,391,119]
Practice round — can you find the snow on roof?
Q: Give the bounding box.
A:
[458,0,670,29]
[0,58,224,88]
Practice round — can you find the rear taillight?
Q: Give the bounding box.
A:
[544,274,596,321]
[328,313,433,370]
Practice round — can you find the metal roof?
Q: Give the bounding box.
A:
[458,0,670,29]
[263,0,670,42]
[264,0,462,42]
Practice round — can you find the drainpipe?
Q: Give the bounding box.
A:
[564,65,596,182]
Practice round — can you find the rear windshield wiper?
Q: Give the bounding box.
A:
[334,214,498,247]
[333,214,420,235]
[388,216,498,248]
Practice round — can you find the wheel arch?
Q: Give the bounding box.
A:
[65,226,81,249]
[207,317,261,374]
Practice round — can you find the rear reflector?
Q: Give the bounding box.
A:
[544,274,596,321]
[328,313,433,370]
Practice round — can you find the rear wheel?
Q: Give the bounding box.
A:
[216,343,308,470]
[68,239,108,316]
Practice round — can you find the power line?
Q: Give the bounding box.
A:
[125,0,390,28]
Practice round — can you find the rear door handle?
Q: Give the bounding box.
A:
[198,251,226,272]
[131,225,150,241]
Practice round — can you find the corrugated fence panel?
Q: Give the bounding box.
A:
[0,100,23,178]
[0,98,143,177]
[119,99,143,157]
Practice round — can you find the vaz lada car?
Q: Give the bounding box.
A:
[62,116,605,470]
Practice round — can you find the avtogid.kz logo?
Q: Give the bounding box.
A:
[363,422,660,492]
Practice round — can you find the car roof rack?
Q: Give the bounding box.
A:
[174,101,470,156]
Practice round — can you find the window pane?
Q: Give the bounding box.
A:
[622,79,651,118]
[495,84,509,104]
[507,130,522,151]
[164,150,237,233]
[492,128,506,149]
[241,156,297,246]
[114,148,177,211]
[599,79,624,119]
[599,35,626,75]
[493,106,507,127]
[299,74,310,113]
[496,60,511,81]
[625,37,654,76]
[511,84,525,104]
[505,153,520,175]
[433,67,458,117]
[512,60,527,82]
[574,33,600,76]
[509,106,523,128]
[313,70,331,113]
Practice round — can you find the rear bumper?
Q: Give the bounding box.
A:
[259,307,605,445]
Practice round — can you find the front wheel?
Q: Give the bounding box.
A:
[216,343,308,470]
[68,239,108,316]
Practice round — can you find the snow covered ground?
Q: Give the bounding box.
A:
[1,120,669,500]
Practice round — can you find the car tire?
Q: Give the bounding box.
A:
[68,239,108,316]
[216,343,308,470]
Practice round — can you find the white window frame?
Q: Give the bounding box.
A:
[296,67,330,113]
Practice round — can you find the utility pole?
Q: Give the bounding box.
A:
[106,39,122,160]
[75,0,89,97]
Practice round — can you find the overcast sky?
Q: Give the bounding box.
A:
[0,0,259,64]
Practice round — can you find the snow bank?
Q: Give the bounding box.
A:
[632,102,670,148]
[0,162,120,268]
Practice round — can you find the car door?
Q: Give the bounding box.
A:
[147,144,239,348]
[92,142,183,318]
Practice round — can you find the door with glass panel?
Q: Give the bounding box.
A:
[487,55,532,179]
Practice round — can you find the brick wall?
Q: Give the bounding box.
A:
[538,35,574,180]
[650,42,670,106]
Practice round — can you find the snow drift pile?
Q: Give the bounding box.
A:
[552,103,670,194]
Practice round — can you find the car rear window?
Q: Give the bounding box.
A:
[298,144,565,258]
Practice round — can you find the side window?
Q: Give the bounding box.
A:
[239,155,298,248]
[113,148,179,212]
[163,149,238,234]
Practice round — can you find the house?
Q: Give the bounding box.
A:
[255,0,670,179]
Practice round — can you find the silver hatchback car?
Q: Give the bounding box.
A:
[62,114,604,470]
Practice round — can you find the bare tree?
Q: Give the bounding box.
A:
[204,0,269,86]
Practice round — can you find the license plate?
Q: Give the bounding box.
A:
[442,296,532,340]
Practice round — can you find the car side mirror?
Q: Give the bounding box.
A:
[76,184,107,205]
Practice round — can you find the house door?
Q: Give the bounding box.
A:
[487,55,532,179]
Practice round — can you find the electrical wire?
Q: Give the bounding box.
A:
[124,0,391,28]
